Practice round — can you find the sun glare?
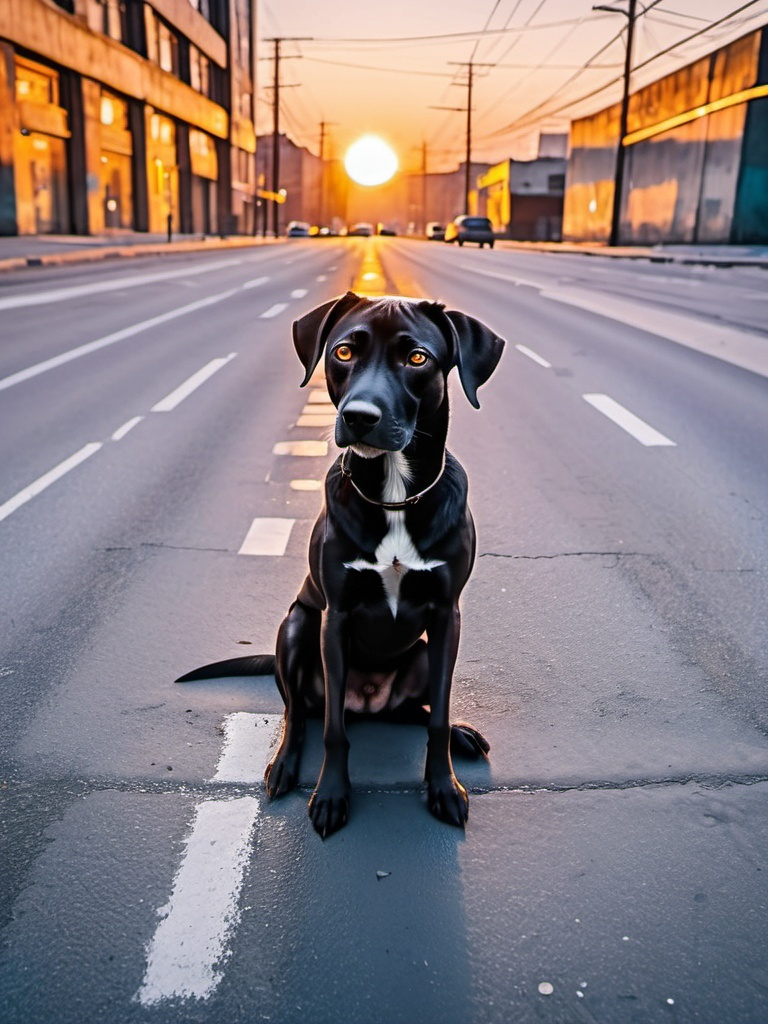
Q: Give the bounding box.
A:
[344,135,399,187]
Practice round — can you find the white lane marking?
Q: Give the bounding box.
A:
[238,517,295,556]
[260,303,289,319]
[0,288,240,393]
[290,479,323,491]
[306,390,331,404]
[111,416,144,441]
[0,258,244,311]
[515,344,552,368]
[212,713,282,783]
[0,442,102,523]
[583,393,677,447]
[273,440,328,457]
[291,288,308,299]
[546,287,768,379]
[316,274,327,282]
[151,353,237,412]
[241,276,269,289]
[136,797,260,1005]
[297,414,336,427]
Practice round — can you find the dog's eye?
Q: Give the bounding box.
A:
[408,350,428,366]
[334,344,353,362]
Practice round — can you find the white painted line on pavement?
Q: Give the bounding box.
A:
[583,394,677,447]
[238,517,295,556]
[316,274,327,282]
[260,303,289,319]
[151,353,237,412]
[212,712,282,783]
[111,416,144,441]
[291,288,308,299]
[136,796,260,1005]
[0,442,102,523]
[273,440,329,457]
[0,287,241,393]
[241,276,269,289]
[290,479,323,491]
[546,288,768,379]
[515,344,551,368]
[0,258,244,311]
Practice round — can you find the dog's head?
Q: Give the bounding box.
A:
[292,292,505,453]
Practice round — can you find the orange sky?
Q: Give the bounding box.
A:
[258,1,768,172]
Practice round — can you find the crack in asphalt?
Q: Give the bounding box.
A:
[480,550,652,561]
[7,771,768,802]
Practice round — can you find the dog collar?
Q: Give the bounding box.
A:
[340,449,446,511]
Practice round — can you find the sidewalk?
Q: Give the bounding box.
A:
[495,238,768,267]
[0,231,283,273]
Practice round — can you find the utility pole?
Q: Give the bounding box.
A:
[319,120,337,227]
[594,0,637,246]
[263,36,311,237]
[421,140,428,233]
[436,60,493,215]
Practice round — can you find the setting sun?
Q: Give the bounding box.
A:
[343,135,399,187]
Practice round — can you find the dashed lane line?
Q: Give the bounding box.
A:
[238,517,295,556]
[111,416,144,441]
[151,353,237,412]
[260,302,289,319]
[0,287,241,393]
[583,393,677,447]
[0,257,246,312]
[0,442,102,523]
[515,344,552,368]
[1,356,238,523]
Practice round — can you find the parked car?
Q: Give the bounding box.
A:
[426,222,445,241]
[348,222,374,236]
[444,215,495,248]
[286,221,310,237]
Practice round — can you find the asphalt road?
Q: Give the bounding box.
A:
[1,237,767,1024]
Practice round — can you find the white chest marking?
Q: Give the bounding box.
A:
[344,452,444,616]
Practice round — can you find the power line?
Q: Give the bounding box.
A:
[481,0,764,142]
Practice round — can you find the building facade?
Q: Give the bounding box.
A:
[563,26,768,244]
[477,154,566,241]
[0,0,257,237]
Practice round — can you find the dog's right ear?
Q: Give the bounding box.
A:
[292,291,362,387]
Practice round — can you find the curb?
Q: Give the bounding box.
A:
[0,235,284,274]
[493,239,768,268]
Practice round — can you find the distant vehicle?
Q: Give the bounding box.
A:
[444,215,495,248]
[286,221,310,237]
[426,222,445,241]
[348,222,374,236]
[378,226,397,236]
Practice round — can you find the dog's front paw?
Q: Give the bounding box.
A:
[427,773,469,828]
[308,787,350,839]
[450,722,491,759]
[265,750,299,799]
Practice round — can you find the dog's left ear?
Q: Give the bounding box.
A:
[443,310,505,409]
[292,291,362,386]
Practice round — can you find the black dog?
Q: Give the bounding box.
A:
[179,292,504,836]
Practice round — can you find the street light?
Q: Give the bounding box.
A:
[593,0,637,246]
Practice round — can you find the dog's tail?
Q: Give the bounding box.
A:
[175,654,276,682]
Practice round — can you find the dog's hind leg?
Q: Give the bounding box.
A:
[265,602,318,799]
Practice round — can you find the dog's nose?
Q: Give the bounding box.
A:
[341,400,382,437]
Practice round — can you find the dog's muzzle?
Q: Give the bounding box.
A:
[340,400,382,438]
